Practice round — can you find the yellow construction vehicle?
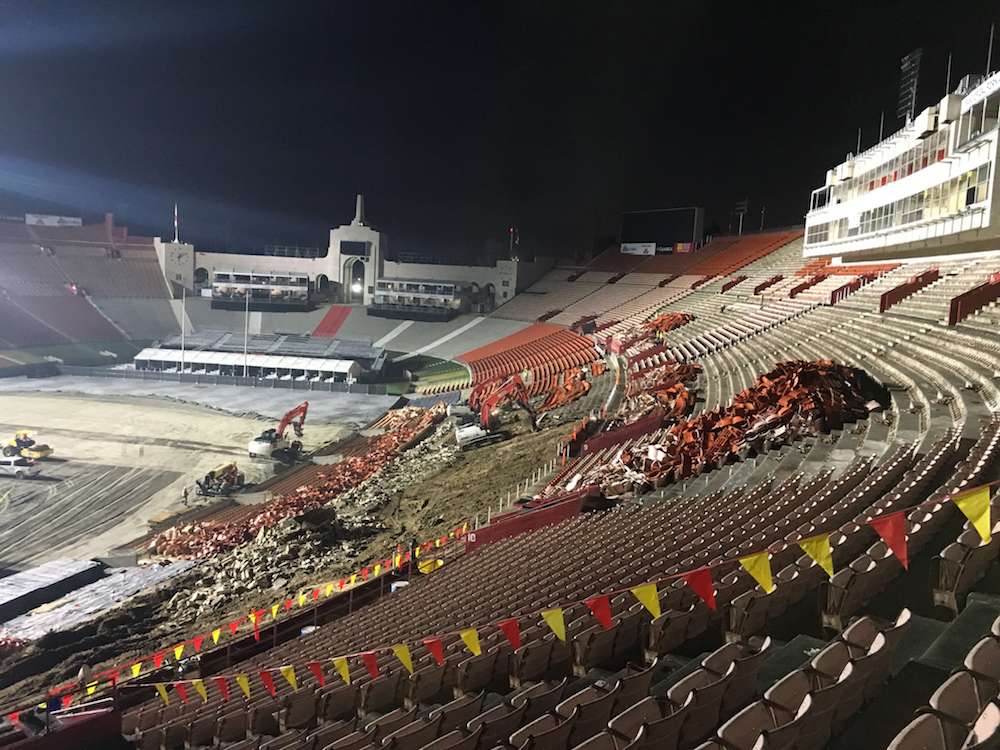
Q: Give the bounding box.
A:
[3,431,53,460]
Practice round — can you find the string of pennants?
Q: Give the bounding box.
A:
[23,523,469,716]
[10,479,994,721]
[106,480,995,709]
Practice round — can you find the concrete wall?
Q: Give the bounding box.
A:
[154,239,196,294]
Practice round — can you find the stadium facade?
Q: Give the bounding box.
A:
[805,69,1000,261]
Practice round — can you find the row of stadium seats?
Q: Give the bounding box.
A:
[0,293,125,348]
[458,326,598,386]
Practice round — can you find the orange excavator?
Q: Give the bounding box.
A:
[455,375,536,450]
[247,401,308,459]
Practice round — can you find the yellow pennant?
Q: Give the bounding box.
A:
[211,628,221,645]
[280,665,298,691]
[298,592,307,607]
[248,612,256,623]
[373,563,382,577]
[460,628,481,656]
[434,538,442,548]
[85,682,97,696]
[333,657,351,685]
[630,582,661,619]
[798,533,834,578]
[271,603,280,619]
[173,643,185,661]
[155,684,170,705]
[130,663,142,678]
[541,608,566,641]
[954,486,992,543]
[394,553,402,568]
[349,573,358,586]
[235,674,251,699]
[191,679,208,703]
[739,551,776,593]
[325,583,334,597]
[392,644,414,673]
[414,546,421,559]
[462,522,468,534]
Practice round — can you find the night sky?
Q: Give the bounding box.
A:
[0,1,997,258]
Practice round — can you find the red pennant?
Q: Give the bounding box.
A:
[213,676,231,701]
[361,651,379,679]
[7,711,19,724]
[403,550,411,562]
[61,695,73,709]
[284,599,293,612]
[422,637,445,665]
[870,512,909,570]
[192,635,205,653]
[498,618,521,649]
[227,620,240,635]
[174,682,189,704]
[259,670,276,697]
[360,567,369,580]
[683,567,717,611]
[585,595,613,629]
[307,661,326,687]
[312,588,320,601]
[152,652,165,669]
[252,609,265,642]
[337,578,345,590]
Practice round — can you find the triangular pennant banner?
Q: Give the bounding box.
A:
[192,635,205,653]
[350,573,358,586]
[284,599,293,612]
[85,682,97,696]
[259,670,276,697]
[155,684,169,705]
[61,695,73,709]
[361,651,379,679]
[227,620,240,636]
[392,644,414,674]
[211,628,221,645]
[798,534,834,578]
[131,662,142,678]
[630,582,661,619]
[307,661,325,687]
[152,652,165,669]
[498,618,521,649]
[541,608,566,641]
[271,603,280,619]
[235,674,251,699]
[739,551,776,593]
[585,595,613,630]
[459,627,481,656]
[280,665,298,691]
[191,679,208,703]
[312,588,320,602]
[251,610,265,641]
[325,583,334,597]
[213,676,230,701]
[173,643,185,661]
[174,682,189,704]
[333,657,351,685]
[423,637,445,666]
[683,567,717,610]
[297,592,307,607]
[869,512,909,570]
[954,486,992,543]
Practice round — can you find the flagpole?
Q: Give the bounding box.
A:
[243,289,250,377]
[180,286,186,373]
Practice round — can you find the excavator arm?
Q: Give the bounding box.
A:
[479,375,533,429]
[275,401,309,439]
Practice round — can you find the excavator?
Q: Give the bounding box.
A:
[3,431,53,460]
[248,401,308,460]
[453,375,537,450]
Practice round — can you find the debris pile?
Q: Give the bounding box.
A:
[152,406,445,558]
[0,633,28,659]
[569,360,884,497]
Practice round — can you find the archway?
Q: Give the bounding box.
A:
[483,283,496,312]
[315,274,330,293]
[194,267,209,284]
[348,259,366,303]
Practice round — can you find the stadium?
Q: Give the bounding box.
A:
[0,9,999,750]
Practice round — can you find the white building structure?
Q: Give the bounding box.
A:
[190,195,552,312]
[805,71,1000,261]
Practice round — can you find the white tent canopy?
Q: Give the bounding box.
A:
[133,347,361,377]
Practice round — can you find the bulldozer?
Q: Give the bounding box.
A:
[196,462,246,496]
[3,431,53,460]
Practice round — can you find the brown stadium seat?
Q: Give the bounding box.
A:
[428,692,486,734]
[306,720,357,749]
[381,715,442,750]
[511,679,568,722]
[964,637,1000,682]
[508,708,577,750]
[606,691,693,750]
[366,706,419,743]
[554,683,620,746]
[466,701,528,749]
[714,692,811,750]
[666,662,735,749]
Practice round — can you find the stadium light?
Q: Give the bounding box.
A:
[351,282,363,294]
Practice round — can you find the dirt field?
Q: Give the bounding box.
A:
[0,392,348,564]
